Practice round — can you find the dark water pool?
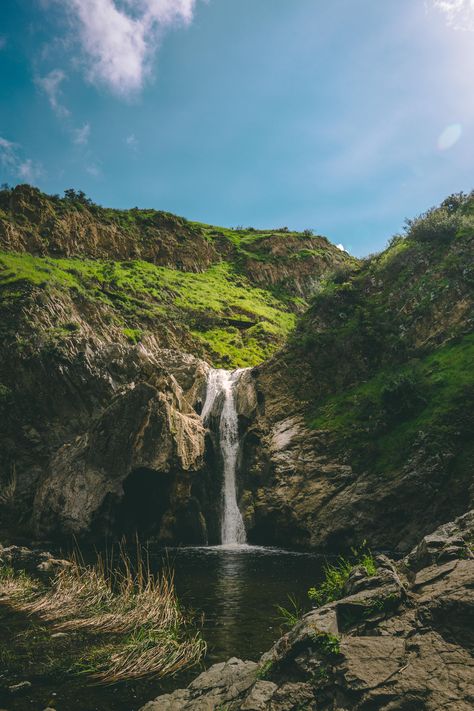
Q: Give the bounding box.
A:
[158,544,323,664]
[0,544,324,711]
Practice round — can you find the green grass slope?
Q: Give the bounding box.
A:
[287,191,474,480]
[0,185,353,367]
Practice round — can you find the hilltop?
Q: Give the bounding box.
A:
[0,184,353,368]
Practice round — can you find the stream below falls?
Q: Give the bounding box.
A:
[0,545,324,711]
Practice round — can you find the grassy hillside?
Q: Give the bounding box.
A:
[288,190,474,479]
[0,185,353,367]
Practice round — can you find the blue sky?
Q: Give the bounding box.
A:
[0,0,473,256]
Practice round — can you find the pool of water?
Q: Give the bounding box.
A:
[154,544,324,664]
[0,544,324,711]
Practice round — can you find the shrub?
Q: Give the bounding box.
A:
[308,546,377,607]
[381,371,427,424]
[404,207,462,243]
[123,327,143,344]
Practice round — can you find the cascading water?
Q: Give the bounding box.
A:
[202,368,247,546]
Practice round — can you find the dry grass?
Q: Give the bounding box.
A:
[0,464,17,505]
[0,542,206,684]
[0,565,38,600]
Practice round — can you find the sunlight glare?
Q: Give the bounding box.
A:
[437,123,463,149]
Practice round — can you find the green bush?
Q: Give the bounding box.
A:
[123,328,143,344]
[404,207,462,243]
[308,547,376,607]
[381,371,427,424]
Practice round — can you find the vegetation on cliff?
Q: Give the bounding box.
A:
[239,191,474,551]
[0,184,352,368]
[288,191,474,483]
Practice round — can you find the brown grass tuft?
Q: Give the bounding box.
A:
[0,542,206,684]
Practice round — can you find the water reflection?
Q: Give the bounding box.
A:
[212,547,247,656]
[151,544,324,663]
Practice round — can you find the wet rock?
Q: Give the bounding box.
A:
[234,368,258,421]
[0,544,69,582]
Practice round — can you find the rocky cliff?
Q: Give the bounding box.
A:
[0,184,349,543]
[237,193,474,552]
[140,510,474,710]
[0,185,473,550]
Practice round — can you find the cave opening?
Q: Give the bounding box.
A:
[117,467,172,539]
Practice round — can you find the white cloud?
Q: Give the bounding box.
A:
[431,0,474,30]
[18,159,42,182]
[73,122,91,145]
[336,243,346,252]
[0,137,18,169]
[0,137,42,182]
[36,69,70,117]
[61,0,198,95]
[125,133,139,149]
[86,163,101,177]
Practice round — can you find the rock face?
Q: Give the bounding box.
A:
[240,362,474,552]
[141,510,474,710]
[238,202,474,552]
[32,370,208,540]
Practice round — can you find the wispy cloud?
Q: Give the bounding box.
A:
[61,0,199,95]
[18,159,41,182]
[0,137,42,182]
[125,133,139,150]
[431,0,474,30]
[36,68,70,117]
[73,122,91,145]
[0,36,6,50]
[0,137,17,167]
[86,162,101,177]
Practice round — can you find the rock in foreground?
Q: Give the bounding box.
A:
[141,510,474,710]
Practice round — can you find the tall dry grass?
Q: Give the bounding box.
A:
[1,541,206,683]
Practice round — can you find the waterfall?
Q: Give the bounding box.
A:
[202,368,247,546]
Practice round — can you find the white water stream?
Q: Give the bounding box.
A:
[202,369,247,546]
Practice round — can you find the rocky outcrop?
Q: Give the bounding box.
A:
[241,233,351,300]
[0,318,221,542]
[32,372,207,539]
[0,543,70,583]
[240,365,474,551]
[0,185,218,272]
[141,510,474,710]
